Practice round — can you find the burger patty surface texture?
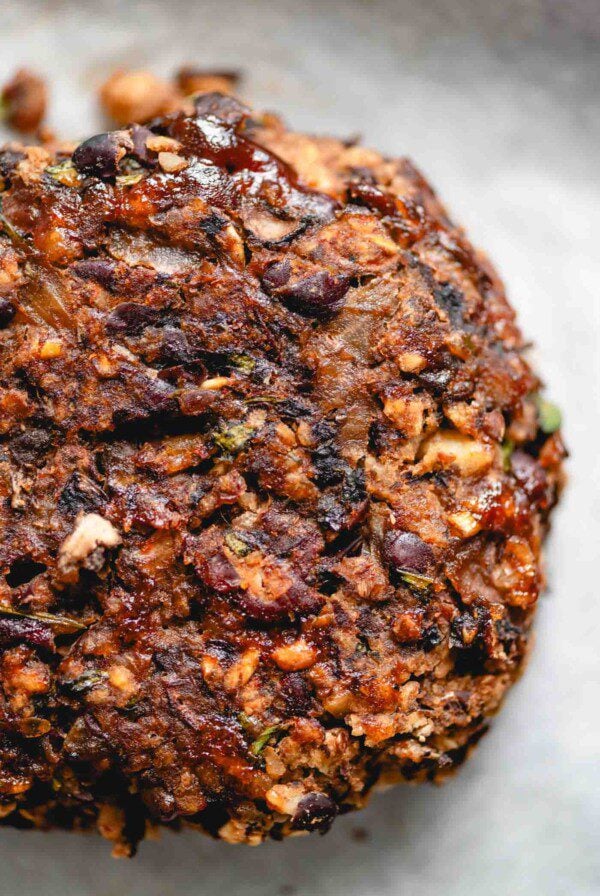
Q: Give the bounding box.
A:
[0,93,564,854]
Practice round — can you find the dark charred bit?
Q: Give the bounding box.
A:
[434,281,466,327]
[0,95,564,854]
[420,624,444,652]
[0,150,26,180]
[0,297,16,328]
[291,793,338,834]
[72,130,134,179]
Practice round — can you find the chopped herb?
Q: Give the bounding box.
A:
[224,531,251,557]
[214,422,255,454]
[46,160,80,188]
[116,171,144,187]
[245,396,282,406]
[64,670,108,693]
[250,723,284,756]
[501,438,515,472]
[230,353,255,373]
[355,636,370,655]
[123,695,141,712]
[535,395,562,434]
[0,604,87,634]
[0,212,25,246]
[238,711,253,731]
[398,571,434,591]
[462,333,476,353]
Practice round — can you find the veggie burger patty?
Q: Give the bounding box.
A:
[0,93,564,854]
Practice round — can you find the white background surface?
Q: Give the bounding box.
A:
[0,2,598,894]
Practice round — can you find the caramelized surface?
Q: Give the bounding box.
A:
[0,94,564,852]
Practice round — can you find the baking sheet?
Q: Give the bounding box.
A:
[0,2,598,894]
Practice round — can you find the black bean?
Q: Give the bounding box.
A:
[73,257,117,291]
[0,616,53,651]
[72,131,133,180]
[200,213,227,236]
[262,261,350,318]
[193,92,248,125]
[317,494,345,532]
[155,328,192,366]
[286,271,350,317]
[105,302,163,336]
[261,259,292,293]
[130,124,158,167]
[384,531,435,574]
[291,792,338,834]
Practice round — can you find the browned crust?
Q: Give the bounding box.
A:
[0,94,564,853]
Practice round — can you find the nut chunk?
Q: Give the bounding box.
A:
[1,68,47,134]
[57,513,121,582]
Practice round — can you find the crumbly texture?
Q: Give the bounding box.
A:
[0,94,565,854]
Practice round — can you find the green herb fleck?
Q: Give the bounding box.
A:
[230,353,256,374]
[250,724,284,756]
[65,670,108,693]
[238,711,253,731]
[116,171,144,187]
[123,695,141,712]
[535,395,562,434]
[0,213,25,246]
[224,531,251,557]
[245,396,282,406]
[398,571,434,591]
[214,423,255,454]
[462,333,476,353]
[46,160,80,188]
[501,438,515,472]
[0,604,87,634]
[355,636,370,655]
